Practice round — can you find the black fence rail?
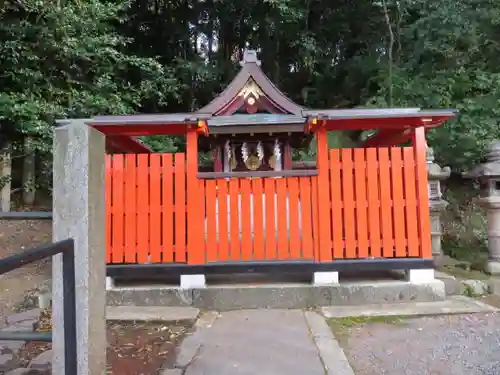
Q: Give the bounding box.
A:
[0,239,77,375]
[0,211,53,220]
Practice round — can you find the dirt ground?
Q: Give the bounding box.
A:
[17,321,189,375]
[0,219,52,323]
[1,219,191,375]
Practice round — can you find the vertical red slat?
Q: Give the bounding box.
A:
[161,154,174,263]
[252,179,265,260]
[311,176,320,259]
[390,148,407,257]
[276,178,289,259]
[264,178,277,260]
[413,127,432,258]
[240,179,253,261]
[229,179,241,261]
[198,179,206,263]
[366,148,381,258]
[403,148,420,257]
[186,131,203,264]
[149,154,162,262]
[378,148,394,258]
[329,150,344,259]
[217,180,229,261]
[205,180,218,262]
[299,178,314,259]
[136,154,150,263]
[316,128,332,261]
[341,149,356,258]
[287,178,301,260]
[105,156,112,263]
[174,153,186,262]
[111,154,125,263]
[124,154,137,263]
[354,149,369,258]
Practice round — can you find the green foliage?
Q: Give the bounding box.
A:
[369,0,500,170]
[0,0,180,155]
[2,0,500,175]
[441,183,489,267]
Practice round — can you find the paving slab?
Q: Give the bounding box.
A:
[321,295,498,318]
[182,310,329,375]
[106,306,199,323]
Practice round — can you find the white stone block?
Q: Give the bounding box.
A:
[313,271,339,286]
[406,268,435,283]
[180,274,206,288]
[106,277,115,290]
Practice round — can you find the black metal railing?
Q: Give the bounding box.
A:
[0,211,53,220]
[0,239,77,375]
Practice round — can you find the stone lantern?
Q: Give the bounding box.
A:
[463,141,500,275]
[427,148,451,266]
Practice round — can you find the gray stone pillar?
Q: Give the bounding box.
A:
[463,141,500,275]
[426,148,450,267]
[52,119,106,375]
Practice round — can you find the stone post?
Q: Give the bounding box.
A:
[463,141,500,275]
[426,148,450,267]
[52,119,107,375]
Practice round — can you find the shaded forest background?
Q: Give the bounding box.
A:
[1,0,499,263]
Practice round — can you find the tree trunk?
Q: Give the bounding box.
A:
[1,141,12,212]
[22,137,36,205]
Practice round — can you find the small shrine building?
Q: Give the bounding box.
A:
[87,50,456,287]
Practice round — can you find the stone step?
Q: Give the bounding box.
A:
[321,295,498,319]
[107,279,446,310]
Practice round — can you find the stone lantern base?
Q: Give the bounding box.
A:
[485,261,500,276]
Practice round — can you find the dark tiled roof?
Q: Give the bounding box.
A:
[207,114,305,127]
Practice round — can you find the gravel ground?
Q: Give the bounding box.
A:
[338,313,500,375]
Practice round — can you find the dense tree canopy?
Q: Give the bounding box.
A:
[1,0,499,171]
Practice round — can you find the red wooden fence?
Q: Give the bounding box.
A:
[323,147,424,260]
[198,176,319,262]
[106,153,187,264]
[105,146,430,264]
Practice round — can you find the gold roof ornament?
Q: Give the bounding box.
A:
[238,79,264,100]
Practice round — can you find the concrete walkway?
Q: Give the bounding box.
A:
[169,309,352,375]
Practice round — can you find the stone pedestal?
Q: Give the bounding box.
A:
[52,119,106,375]
[426,148,450,267]
[481,200,500,276]
[430,201,448,266]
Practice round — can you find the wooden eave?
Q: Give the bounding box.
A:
[106,135,152,153]
[196,51,304,116]
[305,109,457,133]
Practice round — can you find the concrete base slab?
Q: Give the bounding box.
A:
[106,306,199,323]
[107,280,446,310]
[321,295,498,319]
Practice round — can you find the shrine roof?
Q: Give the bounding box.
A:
[196,50,304,116]
[87,108,456,127]
[83,50,456,140]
